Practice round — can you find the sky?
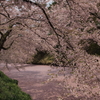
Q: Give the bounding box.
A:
[30,0,54,8]
[46,0,54,8]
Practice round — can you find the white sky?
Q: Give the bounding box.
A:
[30,0,54,8]
[46,0,54,8]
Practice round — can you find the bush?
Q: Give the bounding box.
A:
[0,71,32,100]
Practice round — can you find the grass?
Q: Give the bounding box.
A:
[0,71,32,100]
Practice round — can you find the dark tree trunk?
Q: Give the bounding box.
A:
[0,29,12,51]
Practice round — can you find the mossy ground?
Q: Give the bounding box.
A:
[0,71,32,100]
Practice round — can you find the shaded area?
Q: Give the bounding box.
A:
[79,38,100,55]
[31,50,54,65]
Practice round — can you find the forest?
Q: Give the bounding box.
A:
[0,0,100,100]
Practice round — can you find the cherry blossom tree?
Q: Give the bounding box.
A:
[1,0,100,99]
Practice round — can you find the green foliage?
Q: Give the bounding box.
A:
[31,50,54,65]
[0,71,32,100]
